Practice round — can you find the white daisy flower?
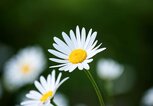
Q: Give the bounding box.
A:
[48,26,106,72]
[3,46,46,90]
[142,87,153,106]
[53,92,69,106]
[97,59,124,80]
[21,70,69,106]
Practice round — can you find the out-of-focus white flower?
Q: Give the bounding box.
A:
[3,46,46,90]
[48,26,106,72]
[97,59,124,80]
[53,92,69,106]
[142,87,153,106]
[21,70,69,106]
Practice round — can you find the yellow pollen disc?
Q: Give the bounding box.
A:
[69,49,87,64]
[21,64,30,74]
[40,91,53,102]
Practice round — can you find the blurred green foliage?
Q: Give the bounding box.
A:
[0,0,153,106]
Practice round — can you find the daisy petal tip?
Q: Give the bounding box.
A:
[69,70,73,72]
[94,31,97,34]
[103,47,106,51]
[48,49,52,53]
[53,36,57,40]
[87,67,90,70]
[48,49,51,52]
[34,80,38,85]
[76,25,79,28]
[62,32,65,35]
[40,76,44,79]
[49,66,52,68]
[66,77,69,80]
[52,69,56,73]
[53,37,59,41]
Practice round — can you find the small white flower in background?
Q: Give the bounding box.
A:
[21,70,69,106]
[97,59,124,80]
[3,46,46,90]
[142,87,153,106]
[48,26,106,72]
[53,92,69,106]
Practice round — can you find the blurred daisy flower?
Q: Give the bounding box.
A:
[48,26,106,72]
[97,59,124,80]
[54,92,69,106]
[3,46,46,90]
[142,87,153,106]
[21,70,69,106]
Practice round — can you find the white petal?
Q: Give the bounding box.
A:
[87,43,102,56]
[81,27,86,46]
[76,26,81,47]
[85,59,93,63]
[59,64,70,71]
[21,100,40,105]
[40,76,48,91]
[29,90,42,98]
[56,77,69,90]
[87,40,98,52]
[86,32,97,50]
[26,93,40,100]
[51,70,56,88]
[91,43,102,52]
[47,74,51,90]
[69,65,77,72]
[64,63,75,72]
[49,64,67,68]
[55,72,62,86]
[82,62,90,70]
[87,48,106,59]
[49,58,68,63]
[62,32,74,50]
[48,49,68,59]
[34,81,46,94]
[78,63,83,70]
[70,30,77,48]
[84,29,92,49]
[53,37,71,52]
[53,43,70,55]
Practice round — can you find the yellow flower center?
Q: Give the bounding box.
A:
[40,91,53,103]
[69,49,87,64]
[21,64,30,74]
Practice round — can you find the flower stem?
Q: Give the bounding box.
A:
[51,98,58,106]
[84,70,105,106]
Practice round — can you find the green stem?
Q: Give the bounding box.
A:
[51,98,58,106]
[84,70,105,106]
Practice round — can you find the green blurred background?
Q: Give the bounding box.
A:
[0,0,153,106]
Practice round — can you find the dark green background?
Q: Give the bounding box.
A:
[0,0,153,106]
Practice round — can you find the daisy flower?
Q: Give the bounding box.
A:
[48,26,106,72]
[3,46,46,90]
[97,59,124,80]
[21,70,69,106]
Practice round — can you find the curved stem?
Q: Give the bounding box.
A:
[84,70,105,106]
